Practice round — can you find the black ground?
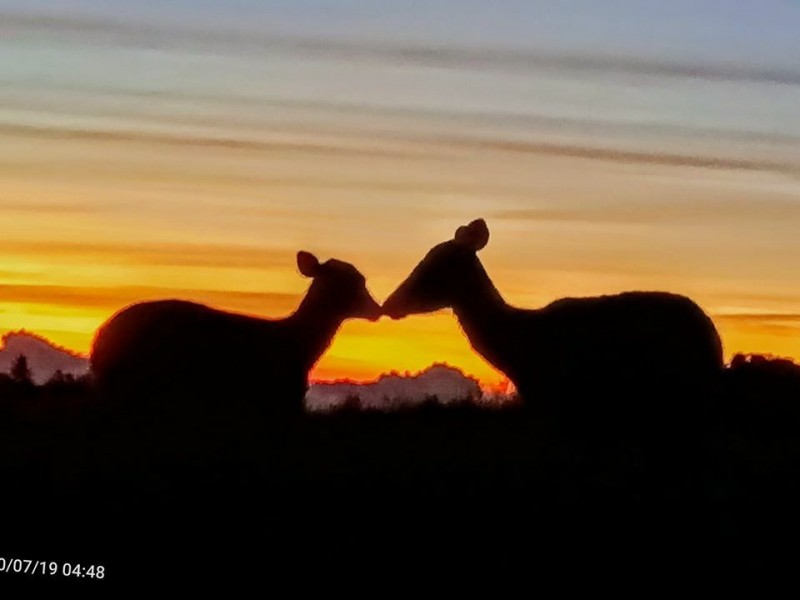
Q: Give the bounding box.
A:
[2,355,799,589]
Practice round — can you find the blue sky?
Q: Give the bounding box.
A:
[4,0,800,69]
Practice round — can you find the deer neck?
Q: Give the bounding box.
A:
[449,262,526,383]
[286,294,345,370]
[451,260,512,358]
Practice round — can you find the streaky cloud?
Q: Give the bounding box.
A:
[5,86,800,152]
[491,198,800,225]
[433,136,800,177]
[715,313,800,323]
[4,9,800,86]
[0,240,297,270]
[2,121,796,177]
[0,123,424,160]
[0,283,299,313]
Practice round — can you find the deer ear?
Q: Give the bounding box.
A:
[297,251,321,278]
[455,218,489,251]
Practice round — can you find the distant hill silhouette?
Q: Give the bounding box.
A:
[307,363,491,410]
[0,330,89,385]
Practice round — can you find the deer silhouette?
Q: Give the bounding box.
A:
[383,219,724,427]
[91,251,381,427]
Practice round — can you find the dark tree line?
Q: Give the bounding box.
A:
[1,352,799,588]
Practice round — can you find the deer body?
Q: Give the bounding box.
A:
[454,287,722,401]
[91,252,380,422]
[383,220,724,419]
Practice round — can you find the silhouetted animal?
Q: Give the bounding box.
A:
[91,251,381,426]
[383,219,724,425]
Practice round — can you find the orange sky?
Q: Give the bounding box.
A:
[1,7,799,385]
[1,143,798,387]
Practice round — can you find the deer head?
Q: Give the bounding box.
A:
[297,251,382,322]
[382,219,490,320]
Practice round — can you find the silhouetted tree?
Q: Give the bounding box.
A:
[340,394,362,412]
[11,353,32,385]
[44,369,81,395]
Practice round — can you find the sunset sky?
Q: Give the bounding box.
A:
[1,1,799,387]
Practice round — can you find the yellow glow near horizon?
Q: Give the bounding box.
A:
[0,277,798,388]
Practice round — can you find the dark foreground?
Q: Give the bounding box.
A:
[2,355,800,589]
